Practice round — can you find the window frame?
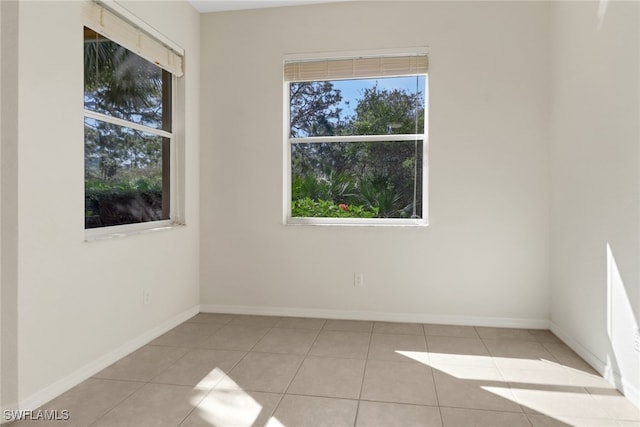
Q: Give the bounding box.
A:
[83,7,184,240]
[283,49,429,227]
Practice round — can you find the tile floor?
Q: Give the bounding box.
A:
[8,314,640,427]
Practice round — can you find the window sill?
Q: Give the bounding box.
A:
[286,217,428,227]
[84,220,185,242]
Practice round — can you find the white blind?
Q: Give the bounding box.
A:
[83,1,184,77]
[284,54,428,82]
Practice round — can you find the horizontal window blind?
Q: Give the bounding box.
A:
[284,54,428,82]
[83,1,184,77]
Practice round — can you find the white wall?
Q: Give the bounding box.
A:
[1,0,20,411]
[550,1,640,405]
[10,0,201,406]
[200,2,552,325]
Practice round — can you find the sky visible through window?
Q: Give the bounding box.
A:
[333,76,426,116]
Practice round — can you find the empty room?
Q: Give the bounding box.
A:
[1,0,639,426]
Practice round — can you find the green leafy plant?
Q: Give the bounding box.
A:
[292,198,378,218]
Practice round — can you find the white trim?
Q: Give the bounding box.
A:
[84,110,172,139]
[423,75,430,222]
[290,134,425,144]
[284,46,429,63]
[287,217,427,226]
[84,221,185,242]
[97,0,185,56]
[284,66,429,226]
[10,306,199,417]
[84,68,181,235]
[199,304,550,329]
[84,0,184,76]
[550,321,640,408]
[283,81,292,224]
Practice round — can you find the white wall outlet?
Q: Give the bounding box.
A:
[354,273,364,288]
[143,289,151,305]
[634,329,640,352]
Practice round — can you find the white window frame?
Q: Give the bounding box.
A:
[83,2,184,240]
[83,85,179,240]
[283,48,429,227]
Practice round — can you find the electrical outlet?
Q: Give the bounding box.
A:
[354,273,364,288]
[634,329,640,352]
[143,289,151,305]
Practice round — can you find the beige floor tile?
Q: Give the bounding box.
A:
[150,323,223,347]
[268,394,358,427]
[215,352,303,393]
[186,313,235,325]
[309,330,371,359]
[324,319,374,333]
[432,368,522,412]
[7,379,143,427]
[151,349,244,388]
[493,356,559,371]
[181,389,282,427]
[511,384,611,419]
[542,343,600,374]
[429,356,495,369]
[368,333,428,363]
[361,359,437,406]
[287,356,366,399]
[275,317,326,330]
[540,342,578,358]
[427,336,489,356]
[586,388,640,421]
[426,336,493,367]
[93,345,189,382]
[500,364,583,388]
[226,315,281,327]
[13,315,632,427]
[440,407,531,427]
[527,413,620,426]
[475,327,537,341]
[483,339,556,359]
[526,413,572,426]
[431,364,506,382]
[498,356,613,389]
[528,330,563,344]
[91,383,206,427]
[562,369,613,388]
[373,321,424,335]
[356,401,442,427]
[252,327,319,355]
[424,324,479,338]
[198,325,271,351]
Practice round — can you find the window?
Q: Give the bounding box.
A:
[83,2,183,232]
[284,51,428,225]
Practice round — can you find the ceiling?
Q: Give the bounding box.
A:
[188,0,346,13]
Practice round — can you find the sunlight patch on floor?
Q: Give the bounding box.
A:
[394,347,640,424]
[194,366,229,390]
[393,350,429,364]
[265,416,286,427]
[190,370,264,427]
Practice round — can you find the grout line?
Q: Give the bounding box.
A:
[353,323,375,427]
[422,323,445,427]
[281,326,323,395]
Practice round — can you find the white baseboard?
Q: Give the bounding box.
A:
[199,304,550,329]
[550,321,640,408]
[6,305,199,420]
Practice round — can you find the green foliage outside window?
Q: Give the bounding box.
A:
[290,79,425,219]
